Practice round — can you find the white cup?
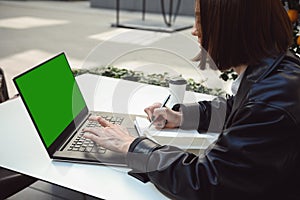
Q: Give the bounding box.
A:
[168,77,187,107]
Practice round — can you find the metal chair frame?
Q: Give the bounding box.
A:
[115,0,182,27]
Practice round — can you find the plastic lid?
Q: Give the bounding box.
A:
[169,77,187,85]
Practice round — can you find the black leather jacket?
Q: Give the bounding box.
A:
[126,51,300,200]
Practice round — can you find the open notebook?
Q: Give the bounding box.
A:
[134,117,218,150]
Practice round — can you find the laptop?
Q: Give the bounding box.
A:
[13,52,141,167]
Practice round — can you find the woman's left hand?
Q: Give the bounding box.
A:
[83,116,135,153]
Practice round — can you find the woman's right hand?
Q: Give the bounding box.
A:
[144,103,182,129]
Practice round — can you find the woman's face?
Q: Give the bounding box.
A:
[191,0,202,45]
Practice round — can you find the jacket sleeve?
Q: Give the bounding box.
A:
[172,95,234,133]
[126,102,299,200]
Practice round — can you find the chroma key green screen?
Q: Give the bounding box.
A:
[14,53,86,148]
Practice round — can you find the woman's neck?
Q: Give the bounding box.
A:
[234,65,248,75]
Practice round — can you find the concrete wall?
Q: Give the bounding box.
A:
[90,0,195,16]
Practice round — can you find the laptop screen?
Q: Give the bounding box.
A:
[14,53,86,149]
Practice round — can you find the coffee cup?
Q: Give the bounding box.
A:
[168,77,187,106]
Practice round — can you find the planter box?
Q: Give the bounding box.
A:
[90,0,195,16]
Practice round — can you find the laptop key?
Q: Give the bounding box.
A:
[97,148,106,154]
[79,146,86,152]
[85,147,93,152]
[91,148,97,153]
[72,147,80,151]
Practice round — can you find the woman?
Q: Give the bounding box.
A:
[84,0,300,199]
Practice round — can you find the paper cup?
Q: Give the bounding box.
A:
[168,77,187,106]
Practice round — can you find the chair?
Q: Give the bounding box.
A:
[0,167,37,199]
[0,67,37,199]
[0,68,9,103]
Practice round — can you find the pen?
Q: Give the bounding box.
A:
[148,94,171,128]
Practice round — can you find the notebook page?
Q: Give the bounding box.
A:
[134,117,218,149]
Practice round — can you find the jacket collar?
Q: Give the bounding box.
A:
[245,52,285,83]
[230,52,286,114]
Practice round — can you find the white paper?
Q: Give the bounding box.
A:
[134,117,218,149]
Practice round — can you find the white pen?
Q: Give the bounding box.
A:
[148,94,171,128]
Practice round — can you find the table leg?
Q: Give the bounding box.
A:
[160,0,181,27]
[173,0,181,23]
[116,0,120,25]
[169,0,173,25]
[161,0,171,26]
[142,0,146,21]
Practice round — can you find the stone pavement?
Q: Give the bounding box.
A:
[0,0,231,97]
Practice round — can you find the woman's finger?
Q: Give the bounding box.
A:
[88,116,114,128]
[144,103,162,120]
[153,107,168,120]
[83,127,102,137]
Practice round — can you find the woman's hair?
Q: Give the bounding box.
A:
[197,0,293,71]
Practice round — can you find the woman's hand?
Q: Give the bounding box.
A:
[83,116,135,153]
[144,103,182,129]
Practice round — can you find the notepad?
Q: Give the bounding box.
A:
[134,117,218,150]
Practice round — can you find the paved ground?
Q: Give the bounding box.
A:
[0,0,231,97]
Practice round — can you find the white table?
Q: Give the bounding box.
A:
[0,74,214,200]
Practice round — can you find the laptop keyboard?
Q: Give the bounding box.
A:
[67,115,124,154]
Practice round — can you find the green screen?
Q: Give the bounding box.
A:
[15,53,86,148]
